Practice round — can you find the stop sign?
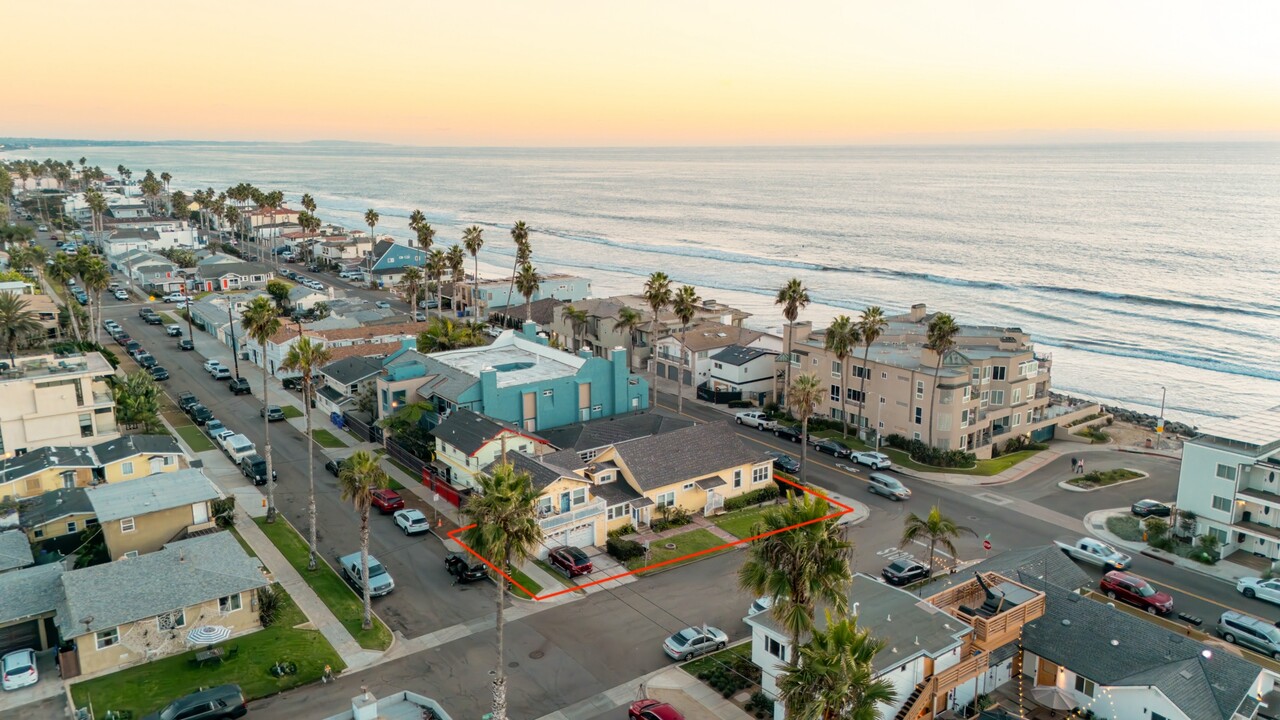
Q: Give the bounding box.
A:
[983,540,992,550]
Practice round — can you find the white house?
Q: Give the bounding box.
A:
[1174,406,1280,561]
[653,322,781,391]
[707,344,779,404]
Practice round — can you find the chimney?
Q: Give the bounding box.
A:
[351,690,378,720]
[910,303,927,323]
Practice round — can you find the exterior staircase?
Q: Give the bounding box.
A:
[895,682,927,720]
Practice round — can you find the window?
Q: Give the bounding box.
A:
[830,384,841,402]
[714,362,722,370]
[960,409,969,428]
[1012,388,1022,404]
[683,482,695,491]
[158,609,186,630]
[913,432,921,441]
[591,404,602,412]
[915,381,924,400]
[1212,495,1232,512]
[62,470,76,489]
[537,496,553,515]
[606,504,631,520]
[120,517,135,533]
[1073,676,1094,697]
[656,491,675,508]
[992,366,1007,381]
[846,388,864,403]
[78,413,93,437]
[881,371,888,379]
[914,407,923,425]
[219,593,243,613]
[831,360,841,377]
[970,367,980,383]
[66,521,77,534]
[937,413,952,431]
[752,464,770,484]
[765,636,786,661]
[121,461,134,476]
[33,527,44,539]
[983,366,992,382]
[733,469,743,488]
[962,386,971,403]
[980,390,989,407]
[1212,527,1229,544]
[96,627,119,650]
[542,389,553,397]
[1216,464,1238,481]
[1011,413,1021,427]
[991,390,1005,406]
[571,488,586,506]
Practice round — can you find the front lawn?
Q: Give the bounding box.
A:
[627,528,728,572]
[808,430,1043,476]
[253,517,392,650]
[680,642,752,677]
[712,505,774,539]
[312,428,347,448]
[175,425,216,453]
[281,405,303,419]
[505,567,543,599]
[69,584,344,720]
[1106,515,1143,542]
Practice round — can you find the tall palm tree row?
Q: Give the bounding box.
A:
[338,450,390,630]
[447,245,466,312]
[787,373,825,486]
[427,248,448,313]
[514,262,541,323]
[900,505,975,574]
[612,307,644,372]
[416,222,436,293]
[506,221,530,316]
[300,194,318,264]
[461,463,543,720]
[823,316,860,438]
[241,297,282,521]
[856,306,888,444]
[776,611,897,720]
[775,278,811,405]
[408,209,426,243]
[642,272,672,406]
[364,209,380,278]
[925,313,959,448]
[671,285,701,414]
[282,337,333,571]
[462,225,484,318]
[397,266,425,309]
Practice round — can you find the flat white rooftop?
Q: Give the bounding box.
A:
[1195,405,1280,449]
[433,332,584,388]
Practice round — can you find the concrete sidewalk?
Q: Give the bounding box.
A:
[1084,508,1262,585]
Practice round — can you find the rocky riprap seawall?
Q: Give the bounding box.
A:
[1049,392,1197,438]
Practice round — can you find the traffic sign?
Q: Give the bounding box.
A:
[982,539,992,550]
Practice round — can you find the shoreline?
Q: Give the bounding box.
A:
[1049,391,1196,437]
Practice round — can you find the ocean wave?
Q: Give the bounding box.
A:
[1034,336,1280,383]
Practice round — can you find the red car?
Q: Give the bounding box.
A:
[547,546,593,577]
[370,489,405,514]
[629,700,684,720]
[1100,570,1173,614]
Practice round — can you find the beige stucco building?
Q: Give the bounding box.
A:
[87,470,222,560]
[0,352,118,455]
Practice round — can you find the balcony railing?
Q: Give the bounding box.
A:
[925,572,1046,651]
[539,499,606,531]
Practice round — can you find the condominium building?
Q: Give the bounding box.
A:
[784,304,1063,458]
[0,352,118,456]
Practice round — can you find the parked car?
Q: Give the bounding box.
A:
[662,626,728,661]
[220,433,256,463]
[228,377,251,395]
[147,365,170,381]
[187,404,214,426]
[325,458,348,476]
[203,359,224,374]
[142,684,248,720]
[734,411,776,430]
[445,545,488,583]
[102,319,120,333]
[414,311,427,322]
[1217,610,1280,659]
[282,376,303,391]
[339,552,395,597]
[240,453,277,486]
[629,700,684,720]
[178,339,194,351]
[812,439,851,458]
[113,289,129,300]
[394,509,431,535]
[177,391,200,411]
[746,596,773,616]
[144,313,163,325]
[138,307,156,318]
[1100,570,1173,615]
[211,367,232,380]
[882,558,931,586]
[115,332,132,346]
[1,648,38,691]
[773,425,803,443]
[370,488,405,514]
[165,324,183,337]
[867,472,911,501]
[162,292,187,303]
[547,546,593,577]
[124,341,142,357]
[1238,577,1280,604]
[136,353,158,369]
[204,420,234,442]
[374,300,391,309]
[764,451,799,474]
[1130,499,1172,518]
[850,451,892,470]
[260,405,286,422]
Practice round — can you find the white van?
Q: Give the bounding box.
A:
[220,433,256,463]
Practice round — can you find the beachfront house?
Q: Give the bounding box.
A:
[473,273,592,320]
[652,321,779,397]
[366,240,428,288]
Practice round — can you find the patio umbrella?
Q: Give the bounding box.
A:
[186,625,232,646]
[1030,686,1076,711]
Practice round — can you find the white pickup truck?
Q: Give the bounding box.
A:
[1056,538,1131,571]
[735,411,777,430]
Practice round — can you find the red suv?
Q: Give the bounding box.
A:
[1100,570,1173,615]
[370,489,405,514]
[547,546,593,577]
[629,700,683,720]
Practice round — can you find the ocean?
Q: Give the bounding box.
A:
[8,142,1279,425]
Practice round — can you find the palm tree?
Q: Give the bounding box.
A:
[338,451,390,630]
[48,254,80,340]
[160,171,172,192]
[79,256,110,345]
[364,208,379,239]
[427,248,448,313]
[297,211,321,268]
[447,245,466,312]
[0,294,42,362]
[612,307,644,372]
[417,316,480,352]
[776,278,811,404]
[462,462,543,720]
[562,305,589,352]
[823,316,860,438]
[506,221,530,316]
[788,373,824,486]
[671,285,701,414]
[416,223,436,294]
[925,313,960,448]
[397,266,425,309]
[514,262,540,323]
[776,612,896,720]
[856,306,888,444]
[463,225,484,318]
[900,505,976,575]
[282,337,333,571]
[739,493,852,654]
[408,209,426,240]
[642,272,673,405]
[242,296,282,521]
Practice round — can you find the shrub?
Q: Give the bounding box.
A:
[727,399,753,408]
[212,497,237,528]
[1149,535,1176,552]
[651,505,692,533]
[1105,515,1142,542]
[883,434,977,468]
[256,585,282,627]
[724,485,779,511]
[606,536,646,562]
[1143,517,1169,540]
[607,523,635,539]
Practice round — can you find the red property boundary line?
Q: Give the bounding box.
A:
[447,475,854,601]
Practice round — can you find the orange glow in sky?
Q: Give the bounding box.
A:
[9,1,1280,145]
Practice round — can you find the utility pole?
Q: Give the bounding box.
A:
[227,303,241,378]
[1157,385,1167,449]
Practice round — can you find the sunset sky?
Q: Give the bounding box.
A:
[9,1,1280,146]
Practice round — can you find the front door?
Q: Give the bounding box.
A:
[1036,658,1057,686]
[192,502,209,524]
[560,492,571,513]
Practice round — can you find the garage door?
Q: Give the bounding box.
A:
[540,522,596,558]
[0,620,41,656]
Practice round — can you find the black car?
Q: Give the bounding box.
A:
[136,353,158,369]
[1131,499,1172,518]
[446,552,488,583]
[282,376,303,391]
[260,405,286,422]
[124,341,142,356]
[765,451,800,474]
[882,559,931,586]
[177,391,200,411]
[187,403,214,425]
[147,366,170,381]
[178,339,194,351]
[773,425,804,443]
[142,684,247,720]
[325,458,348,476]
[240,453,278,486]
[228,377,251,395]
[813,439,851,458]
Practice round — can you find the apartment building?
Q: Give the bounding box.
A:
[1174,405,1280,562]
[784,304,1062,459]
[473,273,592,318]
[0,352,118,456]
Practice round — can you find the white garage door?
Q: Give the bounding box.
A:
[541,521,596,558]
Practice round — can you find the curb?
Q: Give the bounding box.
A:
[1057,469,1150,493]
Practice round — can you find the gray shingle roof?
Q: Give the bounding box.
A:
[612,423,769,491]
[200,261,273,279]
[17,488,94,530]
[92,435,184,466]
[536,412,695,453]
[0,530,34,572]
[484,452,585,491]
[590,480,643,507]
[56,532,267,638]
[396,352,478,403]
[918,545,1092,598]
[432,408,541,457]
[1023,585,1261,720]
[0,445,97,482]
[0,563,63,623]
[321,356,383,386]
[86,470,221,522]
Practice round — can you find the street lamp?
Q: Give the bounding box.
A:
[1157,386,1167,449]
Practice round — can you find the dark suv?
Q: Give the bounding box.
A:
[240,453,278,486]
[187,403,214,426]
[142,684,247,720]
[773,425,803,443]
[177,391,200,412]
[547,546,593,577]
[228,376,251,395]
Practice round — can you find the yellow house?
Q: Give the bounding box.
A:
[0,435,187,501]
[431,408,550,491]
[86,470,222,560]
[15,487,97,550]
[56,532,268,679]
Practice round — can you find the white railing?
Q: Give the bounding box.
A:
[540,499,606,531]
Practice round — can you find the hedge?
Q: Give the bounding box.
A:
[606,537,646,562]
[725,485,779,511]
[883,434,976,468]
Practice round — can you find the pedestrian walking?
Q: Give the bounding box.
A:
[1077,459,1086,475]
[1071,457,1078,472]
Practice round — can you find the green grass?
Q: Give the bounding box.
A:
[506,567,543,598]
[1106,515,1143,542]
[281,405,303,419]
[1068,468,1142,489]
[175,425,216,452]
[385,458,418,482]
[626,528,728,572]
[810,430,1044,476]
[680,642,752,676]
[711,505,774,539]
[386,477,406,491]
[312,428,347,448]
[69,584,344,719]
[158,312,178,324]
[253,517,393,651]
